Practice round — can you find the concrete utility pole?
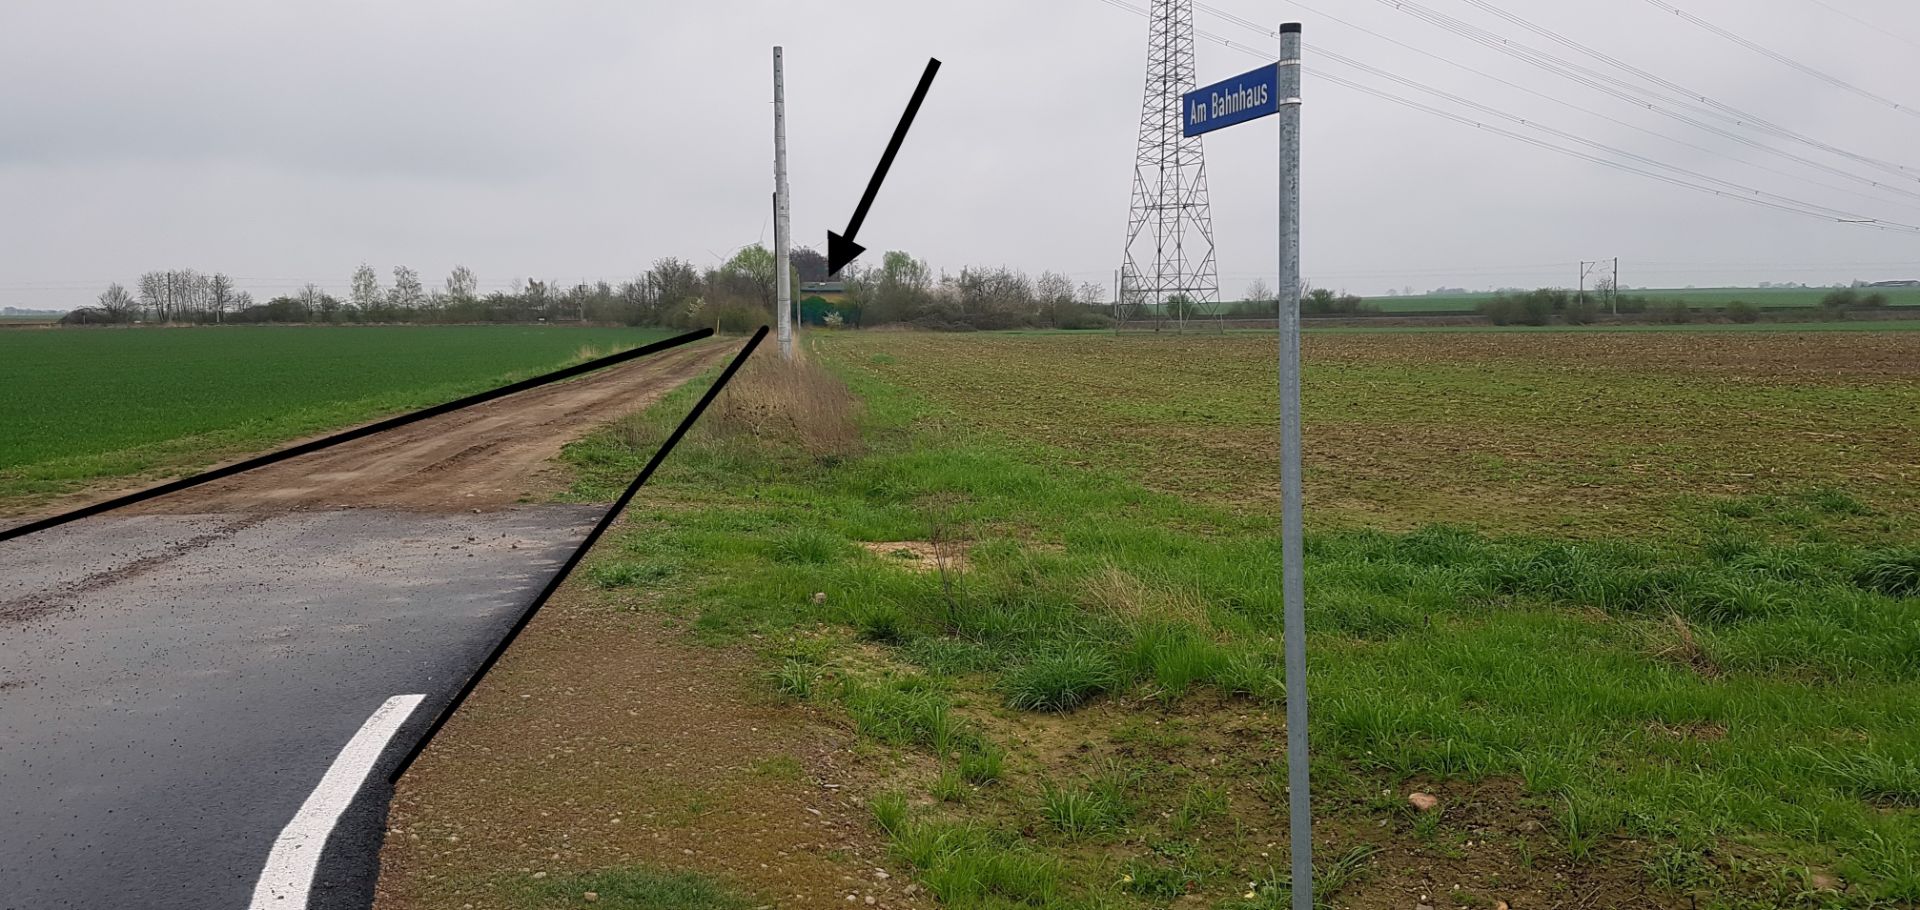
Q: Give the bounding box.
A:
[1276,21,1313,910]
[773,46,794,360]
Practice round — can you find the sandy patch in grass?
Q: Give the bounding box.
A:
[858,541,970,575]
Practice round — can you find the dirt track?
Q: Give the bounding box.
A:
[125,341,728,515]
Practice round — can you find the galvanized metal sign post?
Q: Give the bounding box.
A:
[1183,21,1311,910]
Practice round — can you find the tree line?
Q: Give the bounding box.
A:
[70,246,838,329]
[70,246,1142,332]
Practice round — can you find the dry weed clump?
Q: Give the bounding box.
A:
[1080,563,1216,633]
[1637,612,1721,676]
[705,348,861,457]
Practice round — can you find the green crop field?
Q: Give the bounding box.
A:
[0,325,676,508]
[1365,286,1920,314]
[542,327,1920,909]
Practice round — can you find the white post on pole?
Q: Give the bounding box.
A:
[773,47,794,360]
[1276,21,1313,910]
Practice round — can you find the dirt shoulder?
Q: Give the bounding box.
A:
[2,342,726,528]
[140,342,728,515]
[375,587,930,910]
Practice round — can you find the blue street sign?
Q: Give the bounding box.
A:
[1182,63,1281,136]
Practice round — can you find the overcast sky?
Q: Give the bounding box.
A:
[3,0,1918,310]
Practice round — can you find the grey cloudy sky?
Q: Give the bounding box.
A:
[3,0,1918,310]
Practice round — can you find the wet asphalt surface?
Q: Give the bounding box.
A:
[0,506,601,910]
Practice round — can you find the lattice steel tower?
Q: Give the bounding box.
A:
[1119,0,1219,331]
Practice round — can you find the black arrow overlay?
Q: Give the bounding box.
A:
[828,57,941,275]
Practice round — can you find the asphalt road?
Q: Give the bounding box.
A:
[0,506,601,910]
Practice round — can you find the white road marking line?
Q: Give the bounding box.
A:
[249,693,425,909]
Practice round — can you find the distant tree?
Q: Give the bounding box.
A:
[298,283,330,321]
[96,283,137,322]
[719,244,777,307]
[445,265,477,302]
[850,250,934,325]
[209,273,235,323]
[137,272,165,321]
[180,270,210,321]
[521,278,552,321]
[389,266,424,312]
[350,264,383,317]
[1245,278,1276,305]
[1034,271,1077,326]
[948,266,1035,329]
[790,246,831,283]
[616,278,650,325]
[645,257,702,326]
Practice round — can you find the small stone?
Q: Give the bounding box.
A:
[584,893,599,903]
[812,592,828,605]
[532,871,547,880]
[1408,792,1440,812]
[865,898,876,906]
[1495,901,1510,910]
[873,870,890,880]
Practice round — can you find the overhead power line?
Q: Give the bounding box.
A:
[1800,0,1920,51]
[1640,0,1920,118]
[1443,0,1920,178]
[1379,0,1920,199]
[1340,0,1920,201]
[1192,0,1920,216]
[1089,0,1920,234]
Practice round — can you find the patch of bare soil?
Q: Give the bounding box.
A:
[375,587,933,910]
[858,541,970,574]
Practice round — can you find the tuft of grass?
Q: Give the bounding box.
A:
[769,528,852,565]
[1561,792,1623,864]
[1804,747,1920,808]
[1857,549,1920,597]
[958,746,1005,786]
[1167,783,1228,835]
[1811,488,1870,516]
[588,560,675,588]
[1038,776,1130,837]
[841,679,975,754]
[888,818,1062,906]
[1002,644,1121,712]
[772,659,817,700]
[870,791,909,835]
[513,866,752,910]
[849,600,911,643]
[1646,845,1721,891]
[932,766,971,803]
[903,636,1002,675]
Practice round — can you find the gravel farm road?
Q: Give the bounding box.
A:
[0,341,725,910]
